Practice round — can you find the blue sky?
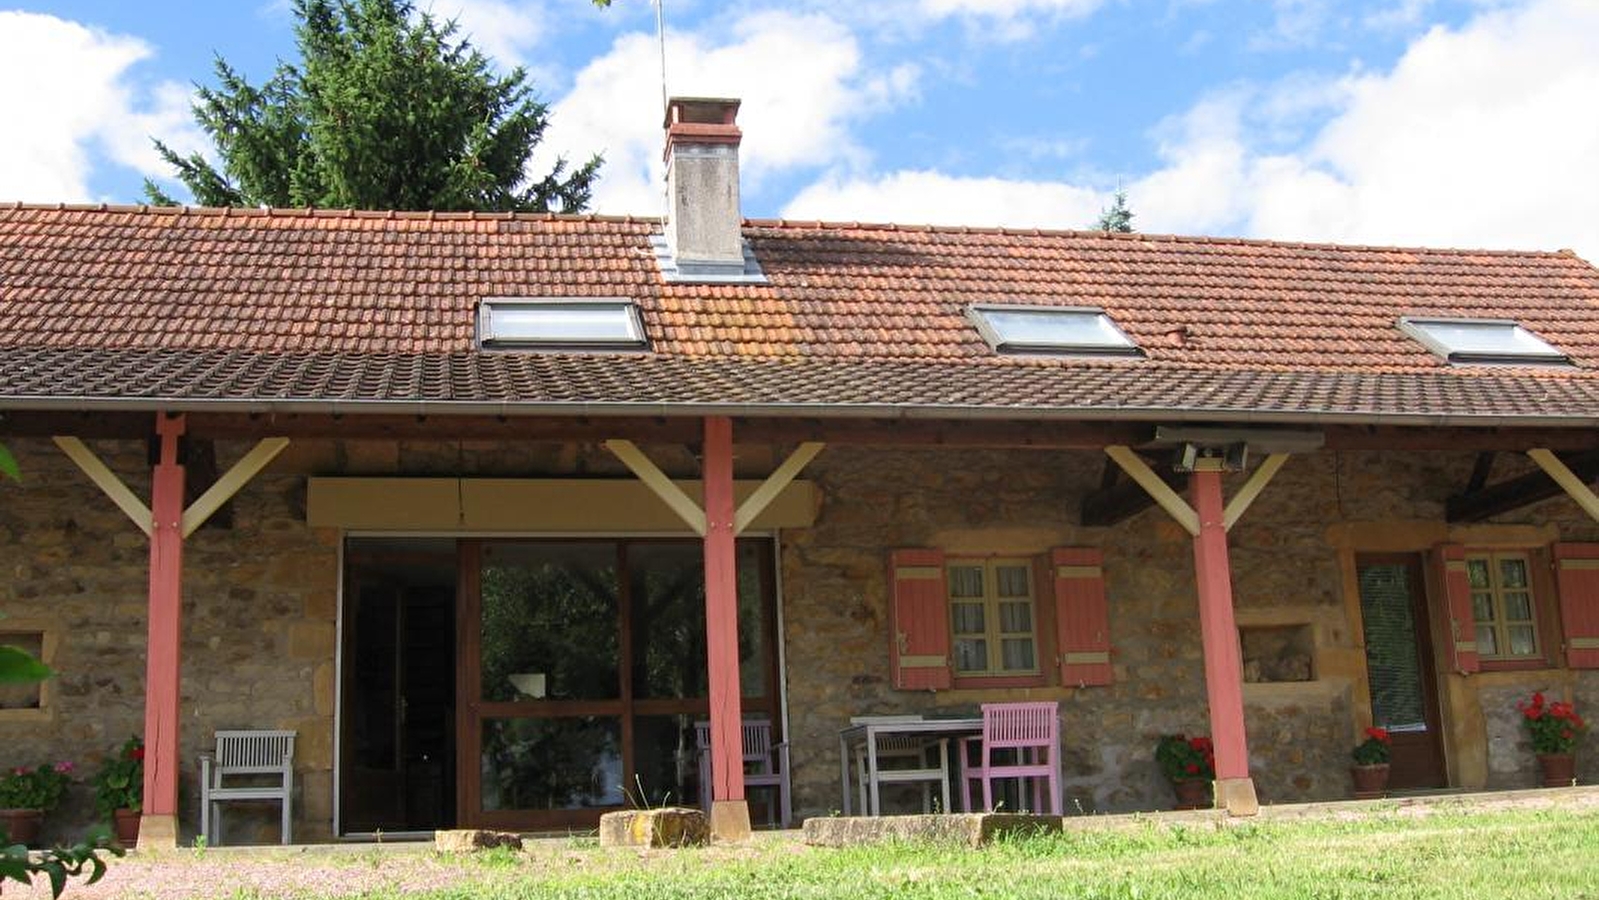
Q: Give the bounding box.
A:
[3,0,1597,259]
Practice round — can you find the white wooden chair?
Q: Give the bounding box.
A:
[199,730,296,845]
[694,719,792,828]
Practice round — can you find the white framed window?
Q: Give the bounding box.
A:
[946,558,1038,676]
[1466,552,1541,660]
[967,305,1141,356]
[1398,317,1570,366]
[478,298,648,350]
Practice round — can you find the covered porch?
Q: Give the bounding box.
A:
[4,408,1596,845]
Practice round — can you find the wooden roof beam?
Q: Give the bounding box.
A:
[1446,449,1599,522]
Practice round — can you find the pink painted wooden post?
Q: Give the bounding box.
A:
[701,416,750,837]
[141,412,186,847]
[1189,469,1257,814]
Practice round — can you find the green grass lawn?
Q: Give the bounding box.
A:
[413,806,1599,900]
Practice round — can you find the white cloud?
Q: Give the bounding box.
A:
[534,11,919,216]
[783,169,1105,229]
[0,12,201,203]
[427,0,544,68]
[1229,0,1598,259]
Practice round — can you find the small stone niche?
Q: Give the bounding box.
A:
[0,631,44,709]
[1240,624,1315,683]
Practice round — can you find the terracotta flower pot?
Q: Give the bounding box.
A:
[1351,763,1390,800]
[1537,753,1576,788]
[1170,778,1212,810]
[0,808,44,847]
[112,808,141,845]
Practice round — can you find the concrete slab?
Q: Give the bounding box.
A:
[803,813,1062,848]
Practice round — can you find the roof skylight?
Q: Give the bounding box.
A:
[968,305,1141,356]
[478,298,648,351]
[1398,317,1570,366]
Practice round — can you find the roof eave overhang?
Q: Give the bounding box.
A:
[2,395,1598,430]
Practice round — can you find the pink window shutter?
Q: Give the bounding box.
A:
[1552,543,1599,669]
[1432,543,1480,674]
[888,549,953,690]
[1051,547,1114,686]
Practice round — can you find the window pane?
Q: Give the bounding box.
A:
[1477,627,1499,656]
[1503,591,1532,622]
[995,565,1030,598]
[1402,319,1567,362]
[1357,564,1429,731]
[480,717,624,811]
[1466,559,1490,589]
[631,714,701,810]
[481,299,645,347]
[948,566,984,599]
[954,638,988,673]
[1499,558,1529,589]
[975,307,1138,354]
[1508,625,1537,657]
[1471,592,1495,623]
[480,543,619,701]
[951,602,985,635]
[1001,638,1035,672]
[999,601,1032,633]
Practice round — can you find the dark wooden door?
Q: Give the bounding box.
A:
[341,541,458,833]
[1356,554,1448,789]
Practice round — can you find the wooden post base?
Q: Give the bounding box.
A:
[708,800,752,842]
[134,813,179,852]
[1216,777,1259,816]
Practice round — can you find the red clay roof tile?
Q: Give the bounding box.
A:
[4,203,1599,422]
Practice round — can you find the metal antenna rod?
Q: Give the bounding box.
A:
[655,0,669,114]
[656,0,670,222]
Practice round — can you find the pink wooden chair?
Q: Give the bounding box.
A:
[958,702,1062,815]
[695,718,792,828]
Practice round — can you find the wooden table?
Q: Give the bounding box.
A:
[838,717,983,815]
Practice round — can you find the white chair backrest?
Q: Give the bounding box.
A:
[215,730,296,773]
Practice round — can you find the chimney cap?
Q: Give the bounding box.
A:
[665,96,741,128]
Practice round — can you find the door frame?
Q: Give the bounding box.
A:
[1355,552,1449,790]
[454,536,782,832]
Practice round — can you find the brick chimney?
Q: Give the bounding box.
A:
[660,97,755,281]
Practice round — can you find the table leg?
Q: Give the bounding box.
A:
[867,729,881,816]
[937,738,951,814]
[839,733,852,815]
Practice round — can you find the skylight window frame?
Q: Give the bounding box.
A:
[477,297,650,352]
[966,303,1143,358]
[1397,316,1572,367]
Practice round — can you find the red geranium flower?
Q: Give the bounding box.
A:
[129,746,145,762]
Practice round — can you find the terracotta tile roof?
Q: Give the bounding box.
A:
[4,203,1599,424]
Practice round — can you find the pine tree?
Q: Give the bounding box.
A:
[1096,189,1135,233]
[144,0,600,212]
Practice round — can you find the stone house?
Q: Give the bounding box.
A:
[2,97,1598,846]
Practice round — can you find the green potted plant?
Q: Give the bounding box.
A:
[1517,692,1587,787]
[1155,734,1215,809]
[1350,726,1391,799]
[0,761,73,847]
[91,737,144,844]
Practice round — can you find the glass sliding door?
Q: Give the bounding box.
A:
[457,538,777,831]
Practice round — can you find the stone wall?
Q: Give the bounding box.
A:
[0,438,336,845]
[3,434,1596,840]
[779,446,1599,817]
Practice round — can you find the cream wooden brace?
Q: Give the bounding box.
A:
[52,436,290,535]
[1103,446,1290,534]
[603,439,826,536]
[1527,448,1599,523]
